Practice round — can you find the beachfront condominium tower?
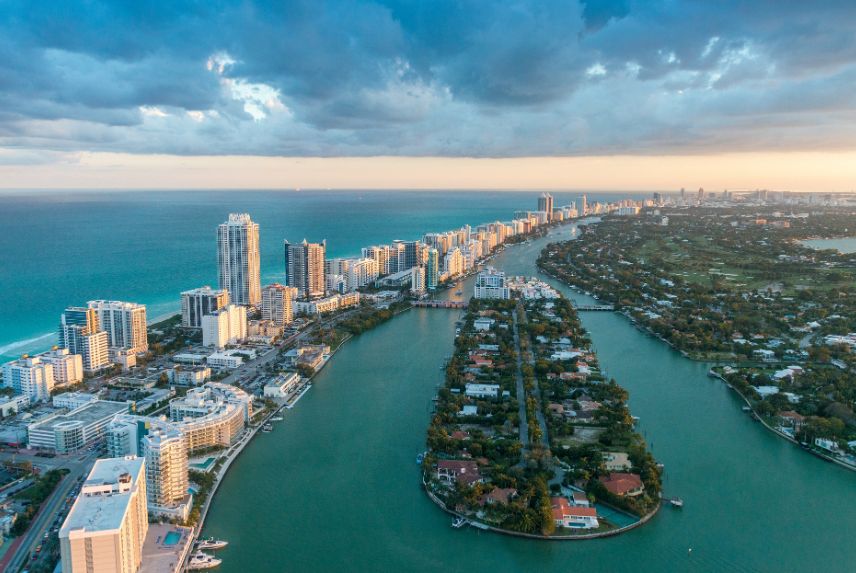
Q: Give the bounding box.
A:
[284,239,326,299]
[2,356,54,402]
[59,307,109,373]
[538,193,554,221]
[60,456,148,573]
[218,213,261,306]
[392,240,422,271]
[261,283,297,326]
[426,248,440,290]
[181,286,230,328]
[143,427,189,515]
[579,194,588,216]
[88,300,148,354]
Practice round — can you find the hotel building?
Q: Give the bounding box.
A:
[59,307,110,373]
[60,456,148,573]
[180,286,229,329]
[2,355,54,402]
[218,213,261,306]
[88,300,149,354]
[38,348,84,386]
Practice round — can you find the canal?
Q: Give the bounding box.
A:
[203,225,854,572]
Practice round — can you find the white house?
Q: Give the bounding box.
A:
[465,383,500,399]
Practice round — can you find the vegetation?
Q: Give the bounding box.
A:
[10,469,69,536]
[538,206,856,457]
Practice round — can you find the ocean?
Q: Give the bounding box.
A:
[0,189,646,361]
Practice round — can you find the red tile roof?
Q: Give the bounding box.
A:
[600,472,644,496]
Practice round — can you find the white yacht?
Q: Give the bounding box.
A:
[196,537,229,550]
[187,552,222,570]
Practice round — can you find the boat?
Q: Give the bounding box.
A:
[670,498,684,508]
[469,520,489,530]
[416,452,425,464]
[741,406,751,412]
[186,552,222,570]
[451,517,467,528]
[270,416,284,422]
[196,537,228,550]
[261,423,273,433]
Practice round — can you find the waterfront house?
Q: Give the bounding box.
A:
[778,411,805,431]
[551,497,599,529]
[600,473,644,497]
[458,404,478,417]
[437,460,483,486]
[473,318,495,331]
[465,383,501,399]
[479,487,517,506]
[570,491,590,507]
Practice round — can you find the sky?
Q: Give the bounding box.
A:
[1,1,855,191]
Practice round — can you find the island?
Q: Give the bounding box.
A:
[422,274,661,538]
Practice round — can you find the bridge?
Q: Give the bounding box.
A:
[413,300,468,309]
[573,304,615,311]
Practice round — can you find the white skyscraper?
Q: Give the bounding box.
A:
[218,213,261,306]
[2,356,54,402]
[88,300,148,354]
[60,456,148,573]
[181,286,230,328]
[474,267,511,299]
[143,427,190,518]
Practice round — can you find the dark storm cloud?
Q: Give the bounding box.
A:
[1,0,856,158]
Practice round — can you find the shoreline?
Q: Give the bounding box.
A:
[538,265,856,475]
[422,476,660,541]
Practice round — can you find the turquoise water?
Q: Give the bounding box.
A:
[802,236,856,253]
[201,225,856,572]
[163,531,181,546]
[0,190,641,361]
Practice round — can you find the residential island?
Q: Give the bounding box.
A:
[422,270,661,538]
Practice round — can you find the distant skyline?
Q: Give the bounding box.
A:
[2,2,856,190]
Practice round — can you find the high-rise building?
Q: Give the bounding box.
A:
[261,283,296,326]
[392,240,422,271]
[87,300,148,354]
[443,248,464,278]
[2,356,54,402]
[426,248,440,290]
[411,266,426,295]
[181,286,229,329]
[202,304,247,348]
[37,348,83,386]
[346,258,380,291]
[284,239,326,299]
[579,194,588,217]
[538,193,554,221]
[59,456,148,573]
[59,307,109,373]
[218,213,261,306]
[474,267,510,299]
[143,427,189,517]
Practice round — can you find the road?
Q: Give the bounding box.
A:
[1,452,95,573]
[511,308,530,462]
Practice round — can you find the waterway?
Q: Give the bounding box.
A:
[203,224,855,572]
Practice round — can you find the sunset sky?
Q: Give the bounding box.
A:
[2,1,855,191]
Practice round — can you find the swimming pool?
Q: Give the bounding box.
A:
[163,531,182,546]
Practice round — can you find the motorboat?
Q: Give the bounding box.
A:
[196,537,228,550]
[187,552,222,570]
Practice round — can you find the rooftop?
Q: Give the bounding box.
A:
[60,456,144,536]
[29,400,127,431]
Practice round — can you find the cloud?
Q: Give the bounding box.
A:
[0,1,856,159]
